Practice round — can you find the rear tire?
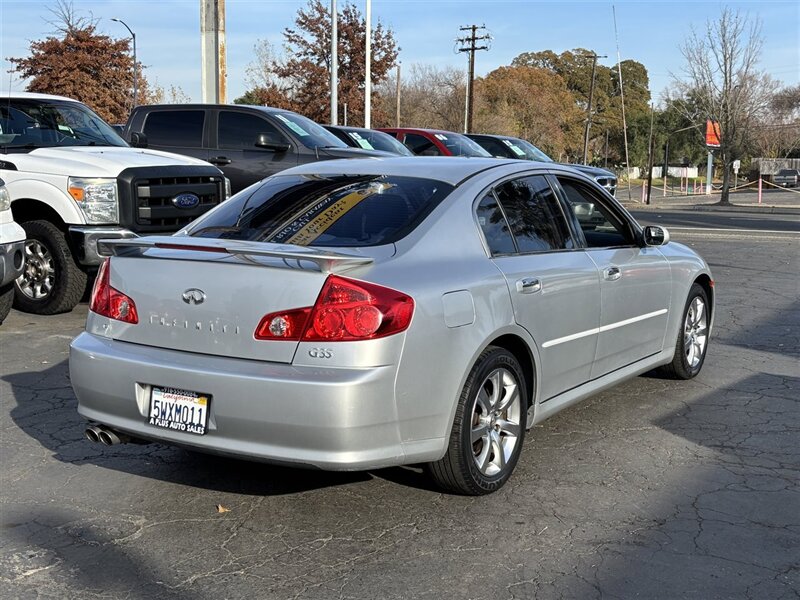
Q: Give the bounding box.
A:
[427,346,527,495]
[13,220,87,315]
[0,284,13,324]
[659,283,710,379]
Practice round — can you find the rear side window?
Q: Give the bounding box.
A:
[476,194,516,255]
[219,111,282,149]
[494,175,573,252]
[187,175,454,247]
[143,110,205,147]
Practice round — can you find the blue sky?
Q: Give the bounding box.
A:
[1,0,798,104]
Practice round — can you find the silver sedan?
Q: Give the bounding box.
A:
[70,157,713,495]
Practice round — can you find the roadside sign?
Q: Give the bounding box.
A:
[705,120,721,148]
[733,160,741,173]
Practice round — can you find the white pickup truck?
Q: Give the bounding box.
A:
[0,178,25,323]
[0,92,228,314]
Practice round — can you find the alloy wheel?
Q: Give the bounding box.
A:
[471,368,523,477]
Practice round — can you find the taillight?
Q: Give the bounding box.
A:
[254,275,414,342]
[90,259,139,324]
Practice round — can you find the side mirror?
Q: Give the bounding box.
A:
[643,225,670,246]
[129,132,148,148]
[255,132,290,153]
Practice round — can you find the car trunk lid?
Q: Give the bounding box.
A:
[98,237,374,363]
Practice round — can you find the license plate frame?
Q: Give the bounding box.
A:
[147,386,210,436]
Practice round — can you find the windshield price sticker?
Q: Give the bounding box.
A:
[349,132,374,150]
[275,114,310,137]
[148,386,210,435]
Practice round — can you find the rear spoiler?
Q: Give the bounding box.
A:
[97,236,374,273]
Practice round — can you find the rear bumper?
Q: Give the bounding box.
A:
[69,332,410,470]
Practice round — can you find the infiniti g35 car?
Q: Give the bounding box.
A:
[70,157,714,495]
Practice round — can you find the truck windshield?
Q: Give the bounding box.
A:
[272,112,348,149]
[0,99,127,149]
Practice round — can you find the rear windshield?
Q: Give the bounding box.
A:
[186,174,454,247]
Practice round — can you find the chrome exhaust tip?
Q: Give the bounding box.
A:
[84,425,102,443]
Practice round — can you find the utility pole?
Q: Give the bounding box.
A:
[645,103,655,204]
[330,0,338,125]
[364,0,371,127]
[456,25,490,134]
[395,62,401,127]
[582,52,607,165]
[200,0,226,103]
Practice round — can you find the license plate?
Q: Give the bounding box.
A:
[148,386,210,435]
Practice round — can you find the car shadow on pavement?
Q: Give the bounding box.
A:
[3,358,377,497]
[2,506,195,600]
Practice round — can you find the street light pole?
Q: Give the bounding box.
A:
[111,18,137,108]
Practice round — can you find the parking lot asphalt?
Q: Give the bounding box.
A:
[1,220,798,599]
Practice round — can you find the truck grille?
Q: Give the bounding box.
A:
[118,166,225,234]
[595,176,618,196]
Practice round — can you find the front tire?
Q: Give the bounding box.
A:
[659,283,710,379]
[427,346,527,495]
[13,220,87,315]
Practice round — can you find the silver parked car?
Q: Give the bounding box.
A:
[70,157,714,495]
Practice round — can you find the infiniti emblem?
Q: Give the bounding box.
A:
[182,289,206,305]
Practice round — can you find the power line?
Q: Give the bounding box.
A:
[456,24,491,134]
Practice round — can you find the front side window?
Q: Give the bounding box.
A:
[143,110,205,147]
[474,137,513,158]
[0,100,126,149]
[557,177,635,248]
[219,111,282,149]
[494,175,573,252]
[187,174,454,248]
[403,133,442,156]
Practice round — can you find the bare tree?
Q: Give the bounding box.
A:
[751,85,800,159]
[674,7,776,204]
[375,64,465,130]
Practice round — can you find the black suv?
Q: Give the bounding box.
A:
[467,134,617,196]
[125,105,391,194]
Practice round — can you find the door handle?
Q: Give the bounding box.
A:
[603,266,622,281]
[516,277,541,294]
[209,156,232,165]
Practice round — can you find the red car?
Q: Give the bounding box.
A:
[379,128,492,158]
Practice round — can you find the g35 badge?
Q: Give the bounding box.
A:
[308,348,333,359]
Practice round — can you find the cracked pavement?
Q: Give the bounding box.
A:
[1,222,798,599]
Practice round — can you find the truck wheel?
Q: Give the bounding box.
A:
[0,284,13,324]
[14,220,87,315]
